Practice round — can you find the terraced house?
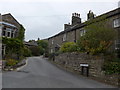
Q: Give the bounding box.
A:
[47,7,120,55]
[0,13,22,57]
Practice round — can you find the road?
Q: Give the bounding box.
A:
[2,56,116,88]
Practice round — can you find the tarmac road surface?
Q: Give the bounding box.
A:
[2,56,116,88]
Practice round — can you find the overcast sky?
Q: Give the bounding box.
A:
[0,0,119,41]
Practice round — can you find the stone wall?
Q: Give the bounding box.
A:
[54,52,119,86]
[66,30,76,42]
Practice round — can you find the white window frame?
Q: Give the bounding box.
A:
[6,31,11,38]
[52,39,54,44]
[113,18,120,28]
[115,40,120,50]
[63,33,67,41]
[51,49,53,53]
[80,29,86,36]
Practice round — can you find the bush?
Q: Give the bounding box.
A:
[2,37,24,60]
[6,59,18,66]
[23,47,32,57]
[103,61,120,74]
[60,42,77,53]
[77,19,116,55]
[29,46,44,56]
[38,46,45,55]
[37,40,48,55]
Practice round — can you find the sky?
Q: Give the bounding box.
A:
[0,0,119,41]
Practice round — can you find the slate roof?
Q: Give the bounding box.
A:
[47,7,120,40]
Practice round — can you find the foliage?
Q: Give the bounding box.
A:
[17,24,25,41]
[60,42,78,53]
[103,60,120,75]
[37,40,48,55]
[2,37,23,54]
[38,46,45,55]
[2,25,26,61]
[22,46,32,57]
[29,46,41,56]
[2,37,31,60]
[77,19,116,55]
[37,40,48,49]
[6,59,18,66]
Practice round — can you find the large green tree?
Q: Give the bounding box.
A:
[37,40,48,55]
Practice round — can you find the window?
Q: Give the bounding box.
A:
[113,18,120,28]
[63,34,67,41]
[80,29,86,36]
[115,40,120,50]
[52,40,54,44]
[7,32,11,37]
[11,31,15,38]
[2,31,6,36]
[51,49,53,53]
[11,33,14,38]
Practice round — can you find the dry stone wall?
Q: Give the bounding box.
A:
[54,52,119,86]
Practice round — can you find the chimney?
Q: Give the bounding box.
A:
[72,13,81,25]
[64,23,71,30]
[87,10,95,20]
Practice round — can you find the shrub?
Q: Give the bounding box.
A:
[77,18,116,55]
[23,47,32,57]
[2,37,24,60]
[6,59,18,66]
[60,42,77,53]
[38,46,45,55]
[37,40,48,55]
[103,61,120,74]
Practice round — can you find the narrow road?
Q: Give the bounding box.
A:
[2,56,116,88]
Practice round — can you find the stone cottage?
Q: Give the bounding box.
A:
[46,7,120,54]
[0,13,22,57]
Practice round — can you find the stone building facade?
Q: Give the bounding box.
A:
[1,13,21,38]
[0,13,22,57]
[47,7,120,54]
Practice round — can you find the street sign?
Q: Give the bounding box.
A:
[80,64,89,67]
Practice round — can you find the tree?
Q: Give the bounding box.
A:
[29,46,41,56]
[37,40,48,49]
[37,40,48,54]
[77,17,117,55]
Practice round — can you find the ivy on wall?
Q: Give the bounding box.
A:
[17,24,25,41]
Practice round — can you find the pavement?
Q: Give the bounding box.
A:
[2,56,117,88]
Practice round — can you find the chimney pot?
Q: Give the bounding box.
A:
[75,13,77,16]
[72,13,74,16]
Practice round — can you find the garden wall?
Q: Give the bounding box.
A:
[54,52,119,86]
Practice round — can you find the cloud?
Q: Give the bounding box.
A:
[0,1,118,41]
